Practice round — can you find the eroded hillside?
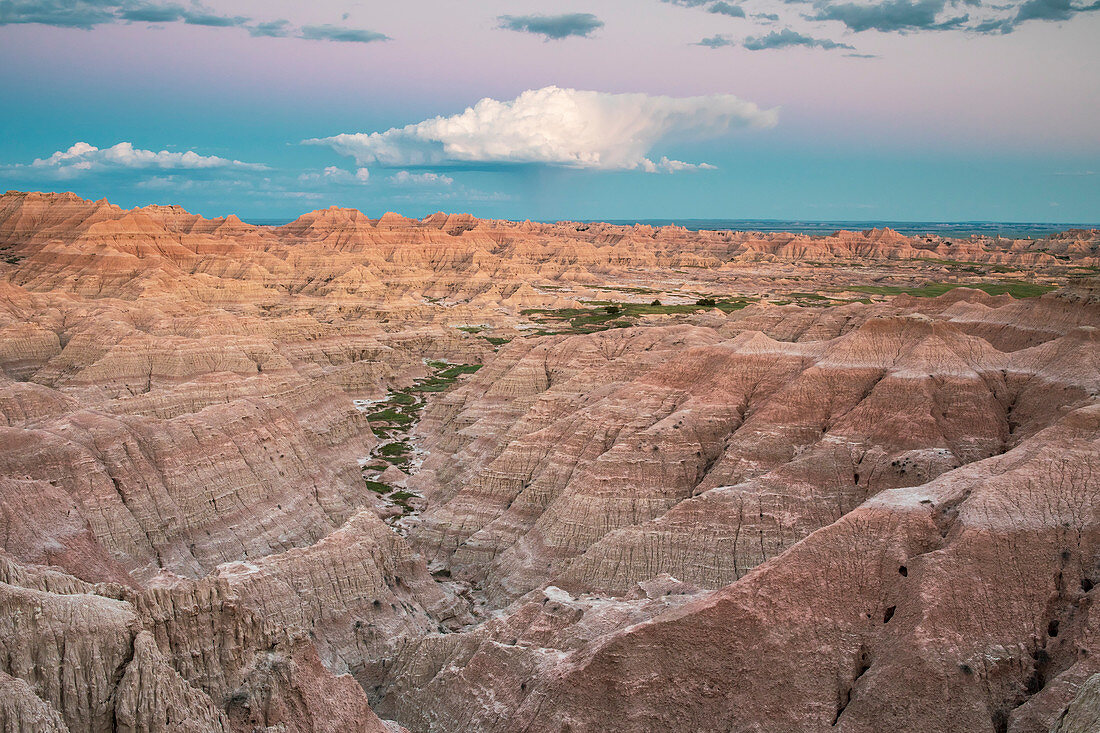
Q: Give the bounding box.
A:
[1,191,1098,732]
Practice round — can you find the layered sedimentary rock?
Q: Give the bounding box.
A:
[2,191,1095,310]
[1,191,1098,732]
[409,293,1099,602]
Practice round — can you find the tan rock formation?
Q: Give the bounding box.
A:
[1,191,1098,732]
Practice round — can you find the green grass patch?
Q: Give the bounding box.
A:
[456,325,485,333]
[364,480,391,494]
[520,298,753,334]
[378,441,411,457]
[410,363,483,392]
[389,490,415,502]
[845,281,1055,299]
[412,381,454,393]
[439,364,482,378]
[591,284,659,294]
[914,258,1025,275]
[484,336,511,346]
[366,407,413,425]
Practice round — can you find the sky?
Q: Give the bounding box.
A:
[1,0,1098,222]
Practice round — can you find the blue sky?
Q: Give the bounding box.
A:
[1,0,1098,222]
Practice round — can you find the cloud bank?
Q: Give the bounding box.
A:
[14,142,265,177]
[664,0,1100,38]
[0,1,388,42]
[305,86,777,174]
[298,24,389,43]
[803,0,1100,33]
[298,166,371,184]
[497,13,604,40]
[389,171,455,186]
[809,0,967,32]
[744,28,856,49]
[708,2,747,17]
[695,34,736,47]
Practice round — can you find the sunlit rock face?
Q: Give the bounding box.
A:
[1,191,1098,732]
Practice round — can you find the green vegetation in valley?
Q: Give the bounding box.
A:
[521,297,754,335]
[359,359,483,519]
[915,258,1024,274]
[364,480,391,494]
[590,284,661,295]
[845,281,1055,299]
[411,363,483,392]
[378,441,410,457]
[366,407,414,425]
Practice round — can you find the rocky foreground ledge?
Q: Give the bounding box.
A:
[1,192,1099,732]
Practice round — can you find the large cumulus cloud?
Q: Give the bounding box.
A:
[305,86,777,174]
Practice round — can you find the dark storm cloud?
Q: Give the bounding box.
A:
[497,13,604,40]
[744,27,855,49]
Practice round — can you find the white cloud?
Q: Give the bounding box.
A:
[135,175,195,190]
[298,165,371,184]
[641,156,719,173]
[305,86,777,174]
[389,171,455,186]
[25,142,265,176]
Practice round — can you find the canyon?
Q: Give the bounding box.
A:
[1,189,1099,732]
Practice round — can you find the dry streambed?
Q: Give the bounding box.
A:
[357,360,481,534]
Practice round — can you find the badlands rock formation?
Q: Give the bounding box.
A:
[0,190,1098,731]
